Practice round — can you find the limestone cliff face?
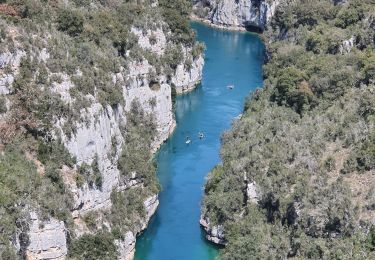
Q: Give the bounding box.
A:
[55,25,197,221]
[25,213,67,260]
[131,26,204,95]
[171,49,204,94]
[0,21,203,260]
[193,0,280,31]
[44,51,199,260]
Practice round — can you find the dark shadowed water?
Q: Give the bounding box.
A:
[135,22,265,260]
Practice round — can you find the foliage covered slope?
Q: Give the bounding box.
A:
[202,0,375,258]
[0,0,201,258]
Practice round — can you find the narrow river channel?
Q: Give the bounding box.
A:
[135,22,265,260]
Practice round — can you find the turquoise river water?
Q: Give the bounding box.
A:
[135,22,265,260]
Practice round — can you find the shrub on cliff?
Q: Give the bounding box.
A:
[272,67,314,113]
[159,0,195,44]
[57,9,84,37]
[110,188,147,233]
[68,232,118,259]
[118,100,158,192]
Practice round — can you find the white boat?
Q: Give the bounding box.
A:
[227,85,234,89]
[186,139,191,144]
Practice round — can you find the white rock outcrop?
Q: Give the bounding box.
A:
[116,232,136,260]
[26,212,67,260]
[193,0,281,31]
[58,103,123,215]
[246,181,260,204]
[0,50,25,94]
[125,82,176,152]
[131,26,204,94]
[131,27,167,56]
[199,216,226,245]
[171,53,204,94]
[143,195,159,221]
[340,36,355,54]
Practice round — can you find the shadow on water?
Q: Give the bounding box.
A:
[135,21,265,260]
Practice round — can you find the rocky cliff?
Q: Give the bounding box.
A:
[0,0,204,259]
[193,0,281,31]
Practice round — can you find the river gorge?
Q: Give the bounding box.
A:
[135,22,265,260]
[1,1,373,259]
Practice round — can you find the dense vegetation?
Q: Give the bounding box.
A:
[0,0,200,258]
[202,0,375,259]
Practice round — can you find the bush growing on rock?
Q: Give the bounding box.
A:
[118,99,158,192]
[159,0,195,44]
[57,9,84,37]
[68,231,118,259]
[110,188,147,233]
